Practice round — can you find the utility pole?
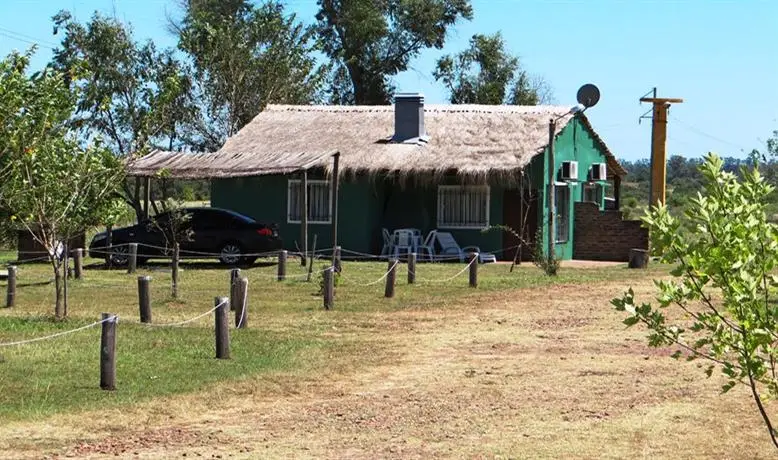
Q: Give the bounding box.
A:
[640,92,683,206]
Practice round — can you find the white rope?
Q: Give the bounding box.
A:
[236,281,248,329]
[0,315,117,347]
[339,260,399,287]
[144,300,226,327]
[415,256,478,283]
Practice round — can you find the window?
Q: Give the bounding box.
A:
[437,186,490,229]
[288,180,331,224]
[582,183,602,207]
[555,184,570,243]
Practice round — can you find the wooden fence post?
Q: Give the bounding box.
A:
[385,258,397,298]
[229,268,241,311]
[334,246,342,273]
[172,243,180,299]
[100,313,117,391]
[5,265,17,308]
[407,252,416,284]
[74,248,84,280]
[469,252,478,288]
[138,275,152,323]
[235,277,249,328]
[214,296,230,359]
[128,243,138,274]
[323,267,334,310]
[277,250,287,281]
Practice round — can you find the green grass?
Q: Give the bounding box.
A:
[0,257,666,421]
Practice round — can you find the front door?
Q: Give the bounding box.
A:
[503,188,538,262]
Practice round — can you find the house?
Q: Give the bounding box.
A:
[128,94,648,262]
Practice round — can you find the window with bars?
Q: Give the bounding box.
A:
[437,186,490,229]
[287,180,331,224]
[555,184,570,243]
[582,183,602,207]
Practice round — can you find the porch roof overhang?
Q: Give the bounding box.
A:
[126,149,339,179]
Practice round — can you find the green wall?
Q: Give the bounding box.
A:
[535,115,610,260]
[212,173,506,258]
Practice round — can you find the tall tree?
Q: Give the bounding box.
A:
[434,32,552,105]
[50,10,196,220]
[0,50,124,319]
[174,0,328,151]
[316,0,473,105]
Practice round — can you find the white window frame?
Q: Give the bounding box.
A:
[436,185,491,229]
[582,182,602,207]
[287,179,332,224]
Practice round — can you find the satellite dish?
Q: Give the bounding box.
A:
[576,84,601,108]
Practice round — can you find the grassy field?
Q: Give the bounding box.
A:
[1,256,775,458]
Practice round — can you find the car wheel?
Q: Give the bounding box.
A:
[219,242,243,265]
[106,244,130,266]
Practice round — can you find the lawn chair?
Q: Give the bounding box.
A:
[433,231,497,263]
[380,228,393,257]
[417,230,436,262]
[392,229,416,259]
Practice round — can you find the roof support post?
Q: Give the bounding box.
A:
[300,169,308,267]
[331,152,340,270]
[547,118,556,264]
[143,176,151,221]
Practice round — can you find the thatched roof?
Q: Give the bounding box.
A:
[127,104,626,179]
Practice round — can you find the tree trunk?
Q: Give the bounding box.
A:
[53,259,64,319]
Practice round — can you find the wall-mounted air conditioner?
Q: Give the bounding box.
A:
[590,163,607,181]
[560,161,578,181]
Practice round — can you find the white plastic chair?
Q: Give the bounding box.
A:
[417,230,436,262]
[392,229,416,259]
[380,228,393,257]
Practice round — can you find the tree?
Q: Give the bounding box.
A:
[316,0,473,105]
[174,0,328,151]
[51,10,196,220]
[434,32,552,105]
[0,50,124,319]
[613,153,778,449]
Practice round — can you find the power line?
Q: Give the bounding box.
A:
[669,114,748,151]
[0,26,58,48]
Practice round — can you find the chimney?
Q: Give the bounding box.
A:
[393,93,428,144]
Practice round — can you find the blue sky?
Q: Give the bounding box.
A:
[1,0,776,161]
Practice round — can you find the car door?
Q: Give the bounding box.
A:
[187,209,227,256]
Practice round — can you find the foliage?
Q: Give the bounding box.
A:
[175,0,328,151]
[51,10,197,219]
[613,153,778,449]
[434,32,551,105]
[147,198,194,254]
[0,50,124,319]
[316,264,340,296]
[531,229,559,276]
[315,0,473,104]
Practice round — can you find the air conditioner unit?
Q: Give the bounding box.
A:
[590,163,607,181]
[560,161,578,181]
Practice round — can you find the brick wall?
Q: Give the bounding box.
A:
[573,202,648,262]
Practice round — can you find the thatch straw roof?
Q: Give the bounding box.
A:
[127,104,625,179]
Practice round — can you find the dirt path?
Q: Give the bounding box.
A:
[2,278,774,459]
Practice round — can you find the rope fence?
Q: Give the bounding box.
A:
[0,314,118,347]
[144,299,227,328]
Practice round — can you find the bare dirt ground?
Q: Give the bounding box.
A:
[1,274,774,459]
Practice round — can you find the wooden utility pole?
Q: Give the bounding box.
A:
[640,95,683,206]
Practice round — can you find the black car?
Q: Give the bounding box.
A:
[89,207,282,266]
